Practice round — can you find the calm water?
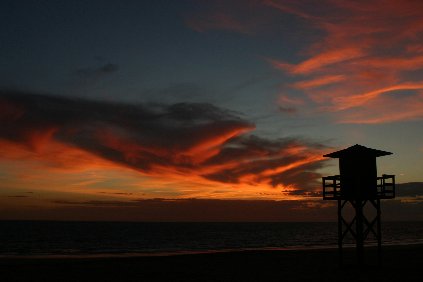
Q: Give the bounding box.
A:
[0,221,422,257]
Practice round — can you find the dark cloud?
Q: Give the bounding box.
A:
[52,200,132,207]
[75,63,119,77]
[278,106,297,114]
[140,83,213,103]
[73,63,119,88]
[99,192,134,196]
[0,90,327,192]
[99,63,119,73]
[397,182,423,197]
[284,189,321,197]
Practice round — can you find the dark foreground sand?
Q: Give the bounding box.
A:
[1,245,422,282]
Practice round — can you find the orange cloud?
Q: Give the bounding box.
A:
[337,91,423,124]
[181,0,423,124]
[331,83,423,111]
[182,0,423,125]
[291,75,346,89]
[0,91,327,199]
[266,0,423,124]
[273,48,364,75]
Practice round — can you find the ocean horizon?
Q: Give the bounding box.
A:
[1,221,422,258]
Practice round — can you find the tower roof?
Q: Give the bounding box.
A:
[323,144,392,158]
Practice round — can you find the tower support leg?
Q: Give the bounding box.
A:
[376,199,382,265]
[337,199,343,267]
[355,200,364,266]
[336,197,384,267]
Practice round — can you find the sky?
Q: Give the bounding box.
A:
[0,0,422,221]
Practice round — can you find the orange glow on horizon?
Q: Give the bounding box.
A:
[0,120,324,202]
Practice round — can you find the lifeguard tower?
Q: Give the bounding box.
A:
[322,144,395,265]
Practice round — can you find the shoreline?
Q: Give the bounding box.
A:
[1,244,422,281]
[1,241,422,260]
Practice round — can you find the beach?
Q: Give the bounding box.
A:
[1,244,422,281]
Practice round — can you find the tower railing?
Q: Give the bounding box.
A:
[322,174,395,200]
[322,175,341,200]
[376,174,395,199]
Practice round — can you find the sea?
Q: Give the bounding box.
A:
[0,221,422,258]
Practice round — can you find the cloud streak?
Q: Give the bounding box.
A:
[184,0,284,35]
[194,0,423,124]
[268,0,423,123]
[74,63,119,77]
[0,91,327,195]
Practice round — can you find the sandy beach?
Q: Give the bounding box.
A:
[1,244,421,281]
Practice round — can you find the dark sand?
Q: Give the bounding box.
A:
[1,245,422,281]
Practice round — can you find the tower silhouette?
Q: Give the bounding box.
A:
[322,144,395,266]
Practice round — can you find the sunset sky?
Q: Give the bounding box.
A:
[1,0,422,221]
